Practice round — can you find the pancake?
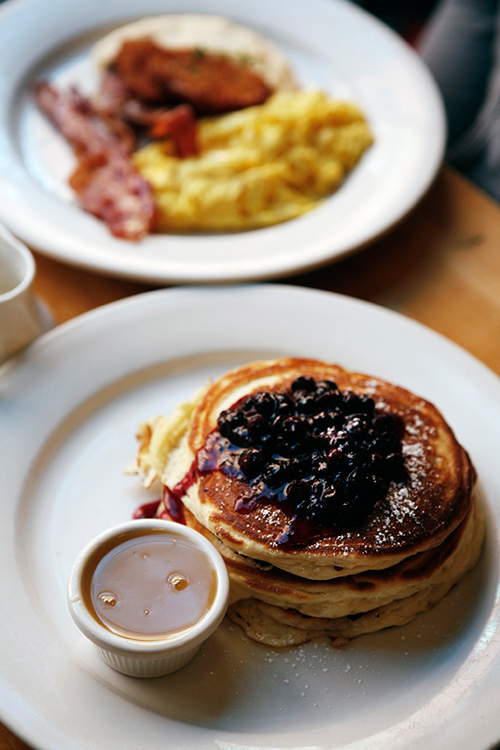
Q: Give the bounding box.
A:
[220,500,484,646]
[132,357,482,645]
[136,358,476,579]
[183,501,482,620]
[226,580,461,648]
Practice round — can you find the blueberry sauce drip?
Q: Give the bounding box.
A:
[133,472,192,524]
[160,486,186,524]
[199,376,407,533]
[133,499,162,519]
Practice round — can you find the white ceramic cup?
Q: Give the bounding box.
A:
[0,224,49,364]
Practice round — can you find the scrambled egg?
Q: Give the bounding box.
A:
[133,90,373,231]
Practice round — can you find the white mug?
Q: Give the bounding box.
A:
[0,224,51,364]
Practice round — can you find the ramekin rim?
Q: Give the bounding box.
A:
[67,519,229,655]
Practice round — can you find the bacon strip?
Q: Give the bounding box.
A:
[147,105,199,157]
[91,69,129,118]
[70,153,158,240]
[35,82,135,156]
[92,70,199,157]
[35,82,156,240]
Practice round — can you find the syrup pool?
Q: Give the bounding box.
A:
[82,529,217,640]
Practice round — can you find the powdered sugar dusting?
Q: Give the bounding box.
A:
[325,385,444,552]
[365,405,436,547]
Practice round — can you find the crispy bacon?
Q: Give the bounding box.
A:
[35,81,135,156]
[91,69,129,118]
[70,153,158,240]
[35,82,156,240]
[148,105,199,157]
[92,71,199,157]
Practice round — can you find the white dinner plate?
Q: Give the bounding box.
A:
[1,284,500,750]
[0,0,445,284]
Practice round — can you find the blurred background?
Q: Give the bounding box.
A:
[360,0,500,205]
[356,0,438,41]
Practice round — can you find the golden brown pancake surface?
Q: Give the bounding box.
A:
[183,501,481,619]
[181,359,475,577]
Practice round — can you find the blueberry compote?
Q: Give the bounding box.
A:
[197,376,407,541]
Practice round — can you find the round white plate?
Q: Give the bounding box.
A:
[0,0,445,284]
[1,284,500,750]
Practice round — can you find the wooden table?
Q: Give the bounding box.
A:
[3,164,500,749]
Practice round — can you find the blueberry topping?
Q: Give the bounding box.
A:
[262,458,292,490]
[291,376,317,393]
[208,376,407,534]
[239,448,266,479]
[284,479,310,504]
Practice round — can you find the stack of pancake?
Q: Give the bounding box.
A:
[133,358,483,647]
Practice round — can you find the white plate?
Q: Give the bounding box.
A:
[1,284,500,750]
[0,0,445,284]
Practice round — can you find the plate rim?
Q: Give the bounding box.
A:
[0,0,446,284]
[2,284,500,750]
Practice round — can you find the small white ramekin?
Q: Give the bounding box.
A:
[67,519,229,678]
